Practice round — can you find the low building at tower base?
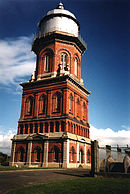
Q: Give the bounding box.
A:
[11,132,91,169]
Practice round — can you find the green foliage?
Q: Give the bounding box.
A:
[7,177,130,194]
[0,152,10,166]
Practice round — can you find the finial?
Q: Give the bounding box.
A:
[56,2,64,10]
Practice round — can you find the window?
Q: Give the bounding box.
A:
[36,147,41,162]
[50,122,54,132]
[77,98,80,116]
[83,102,86,119]
[56,94,61,111]
[28,98,33,114]
[71,146,75,162]
[44,54,50,72]
[39,94,46,114]
[61,53,67,70]
[79,149,83,163]
[20,124,23,134]
[34,146,41,162]
[45,122,48,133]
[25,124,28,134]
[54,146,60,162]
[87,150,90,163]
[35,123,38,133]
[61,121,65,132]
[25,96,33,115]
[74,58,78,76]
[56,121,59,132]
[19,147,24,162]
[69,94,73,111]
[40,123,43,133]
[52,92,62,113]
[30,124,33,133]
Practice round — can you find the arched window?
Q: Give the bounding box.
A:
[39,94,46,114]
[71,146,75,162]
[44,54,50,72]
[61,53,67,70]
[77,98,80,116]
[34,146,41,162]
[74,58,78,76]
[19,147,24,162]
[79,149,83,163]
[52,92,62,113]
[28,98,33,114]
[69,94,73,112]
[54,146,60,162]
[87,150,90,163]
[25,96,33,115]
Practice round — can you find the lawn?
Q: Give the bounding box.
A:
[7,177,130,194]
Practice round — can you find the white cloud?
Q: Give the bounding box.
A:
[90,125,130,147]
[0,36,35,85]
[0,125,129,155]
[0,126,16,155]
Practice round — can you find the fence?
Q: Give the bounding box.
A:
[91,141,130,173]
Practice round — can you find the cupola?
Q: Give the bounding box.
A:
[38,2,80,37]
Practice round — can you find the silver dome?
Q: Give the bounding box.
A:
[39,3,80,37]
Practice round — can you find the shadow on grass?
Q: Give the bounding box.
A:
[54,169,92,178]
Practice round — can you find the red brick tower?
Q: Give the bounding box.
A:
[11,3,91,168]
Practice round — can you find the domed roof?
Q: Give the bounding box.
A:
[46,2,76,20]
[38,3,80,37]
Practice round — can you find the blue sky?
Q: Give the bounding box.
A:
[0,0,129,153]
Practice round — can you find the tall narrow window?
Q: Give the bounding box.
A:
[40,123,43,133]
[52,92,62,113]
[71,146,75,162]
[25,96,33,115]
[50,122,54,132]
[74,58,78,76]
[56,122,59,132]
[25,124,28,134]
[45,122,48,133]
[56,94,61,112]
[69,94,73,112]
[30,124,33,133]
[61,121,65,132]
[77,98,80,116]
[44,55,50,72]
[83,102,86,118]
[28,98,33,114]
[87,150,90,163]
[35,123,38,133]
[54,146,59,162]
[19,147,24,162]
[61,53,67,70]
[20,124,23,134]
[36,147,41,162]
[79,149,83,163]
[39,94,46,114]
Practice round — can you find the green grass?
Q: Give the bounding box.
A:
[7,177,130,194]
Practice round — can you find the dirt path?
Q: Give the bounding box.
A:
[0,169,89,193]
